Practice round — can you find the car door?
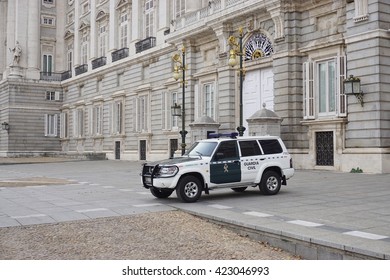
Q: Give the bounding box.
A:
[238,140,264,183]
[210,140,241,184]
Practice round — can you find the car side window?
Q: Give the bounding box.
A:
[259,139,283,154]
[212,141,239,161]
[238,140,262,157]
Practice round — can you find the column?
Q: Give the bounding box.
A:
[6,0,16,67]
[131,0,140,43]
[74,0,80,67]
[26,0,40,79]
[108,0,117,63]
[90,0,96,60]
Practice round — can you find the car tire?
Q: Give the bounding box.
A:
[150,187,173,198]
[259,171,281,195]
[176,175,202,203]
[231,187,247,192]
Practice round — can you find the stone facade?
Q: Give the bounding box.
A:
[0,0,389,173]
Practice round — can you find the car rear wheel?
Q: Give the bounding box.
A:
[259,171,281,195]
[176,175,202,203]
[150,187,173,198]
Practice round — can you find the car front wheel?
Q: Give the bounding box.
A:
[259,171,281,195]
[176,175,202,203]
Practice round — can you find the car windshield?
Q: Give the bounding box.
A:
[185,141,218,157]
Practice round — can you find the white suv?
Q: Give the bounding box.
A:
[141,133,294,202]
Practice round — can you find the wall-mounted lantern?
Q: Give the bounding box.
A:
[171,103,182,117]
[344,75,364,107]
[1,122,9,132]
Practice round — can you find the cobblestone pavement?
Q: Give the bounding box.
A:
[0,211,299,260]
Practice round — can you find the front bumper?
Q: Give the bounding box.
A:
[141,164,177,189]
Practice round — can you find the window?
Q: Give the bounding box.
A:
[43,54,53,74]
[119,12,128,48]
[161,91,179,130]
[44,114,58,137]
[212,141,239,161]
[318,60,336,115]
[60,112,69,138]
[73,108,84,137]
[303,56,346,119]
[239,140,262,157]
[93,105,103,135]
[43,0,55,6]
[46,91,60,101]
[98,23,107,57]
[67,44,73,70]
[81,34,89,65]
[42,16,55,26]
[113,101,123,134]
[204,83,215,119]
[175,0,185,18]
[145,0,154,37]
[137,96,148,132]
[259,140,283,155]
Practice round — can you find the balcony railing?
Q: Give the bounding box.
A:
[40,70,72,81]
[61,70,72,81]
[91,56,107,70]
[135,37,156,53]
[112,47,129,62]
[40,72,62,81]
[75,64,88,76]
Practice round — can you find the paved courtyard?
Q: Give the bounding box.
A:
[0,159,389,259]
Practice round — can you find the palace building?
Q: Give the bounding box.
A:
[0,0,389,173]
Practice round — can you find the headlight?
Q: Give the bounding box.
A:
[157,166,179,177]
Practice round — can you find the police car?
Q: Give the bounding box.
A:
[141,133,294,202]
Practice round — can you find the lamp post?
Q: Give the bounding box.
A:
[228,27,246,136]
[172,47,187,155]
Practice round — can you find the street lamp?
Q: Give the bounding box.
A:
[228,27,246,136]
[172,47,187,155]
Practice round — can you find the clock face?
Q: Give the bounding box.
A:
[244,33,274,61]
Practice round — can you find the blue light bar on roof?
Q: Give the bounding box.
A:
[208,132,238,139]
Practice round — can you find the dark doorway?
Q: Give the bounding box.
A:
[169,139,178,158]
[140,140,146,160]
[115,141,121,160]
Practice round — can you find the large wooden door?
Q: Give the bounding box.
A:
[243,68,274,135]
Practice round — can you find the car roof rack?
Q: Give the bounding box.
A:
[208,132,238,139]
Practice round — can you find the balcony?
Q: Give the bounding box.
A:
[112,47,129,62]
[91,56,107,70]
[75,64,88,76]
[40,70,72,81]
[135,37,156,53]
